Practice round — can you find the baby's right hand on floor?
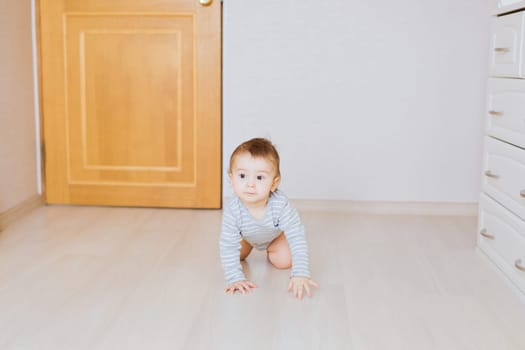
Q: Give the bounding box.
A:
[225,280,258,295]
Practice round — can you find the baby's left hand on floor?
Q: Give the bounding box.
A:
[287,276,320,300]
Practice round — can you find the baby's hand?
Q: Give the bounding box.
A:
[225,280,258,295]
[287,277,320,300]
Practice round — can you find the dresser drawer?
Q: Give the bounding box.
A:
[482,136,525,220]
[490,11,525,77]
[493,0,525,15]
[478,194,525,293]
[487,78,525,149]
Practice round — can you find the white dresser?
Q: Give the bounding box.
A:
[478,0,525,294]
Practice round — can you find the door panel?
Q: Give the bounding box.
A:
[40,0,221,208]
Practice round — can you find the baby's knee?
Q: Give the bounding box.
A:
[267,251,292,269]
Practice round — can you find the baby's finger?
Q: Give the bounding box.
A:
[246,281,258,289]
[304,283,312,298]
[244,282,256,293]
[308,280,320,289]
[297,285,304,300]
[293,283,299,299]
[241,283,252,293]
[287,279,293,292]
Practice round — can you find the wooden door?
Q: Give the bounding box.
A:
[39,0,221,208]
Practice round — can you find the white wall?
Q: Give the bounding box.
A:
[0,0,38,213]
[223,0,492,202]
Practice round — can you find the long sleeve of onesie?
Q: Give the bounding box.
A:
[219,201,246,285]
[277,199,310,279]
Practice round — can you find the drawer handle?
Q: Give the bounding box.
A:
[521,190,525,198]
[488,110,503,117]
[484,170,499,179]
[515,259,525,272]
[480,228,495,240]
[494,47,510,53]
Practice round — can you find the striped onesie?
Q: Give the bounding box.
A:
[219,190,311,285]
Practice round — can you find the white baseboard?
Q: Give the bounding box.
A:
[223,196,478,216]
[290,199,478,217]
[0,194,44,231]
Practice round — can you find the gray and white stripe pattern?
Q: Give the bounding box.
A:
[219,190,311,285]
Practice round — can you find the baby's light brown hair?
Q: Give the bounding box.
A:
[229,138,281,178]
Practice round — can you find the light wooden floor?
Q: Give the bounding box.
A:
[1,204,524,350]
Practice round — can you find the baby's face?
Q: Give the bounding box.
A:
[229,152,280,208]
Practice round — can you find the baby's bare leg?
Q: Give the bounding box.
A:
[240,239,253,261]
[267,232,292,269]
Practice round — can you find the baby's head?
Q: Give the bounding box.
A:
[229,138,280,178]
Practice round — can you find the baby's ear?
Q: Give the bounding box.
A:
[271,176,281,192]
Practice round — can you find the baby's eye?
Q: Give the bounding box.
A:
[239,173,246,179]
[256,175,265,181]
